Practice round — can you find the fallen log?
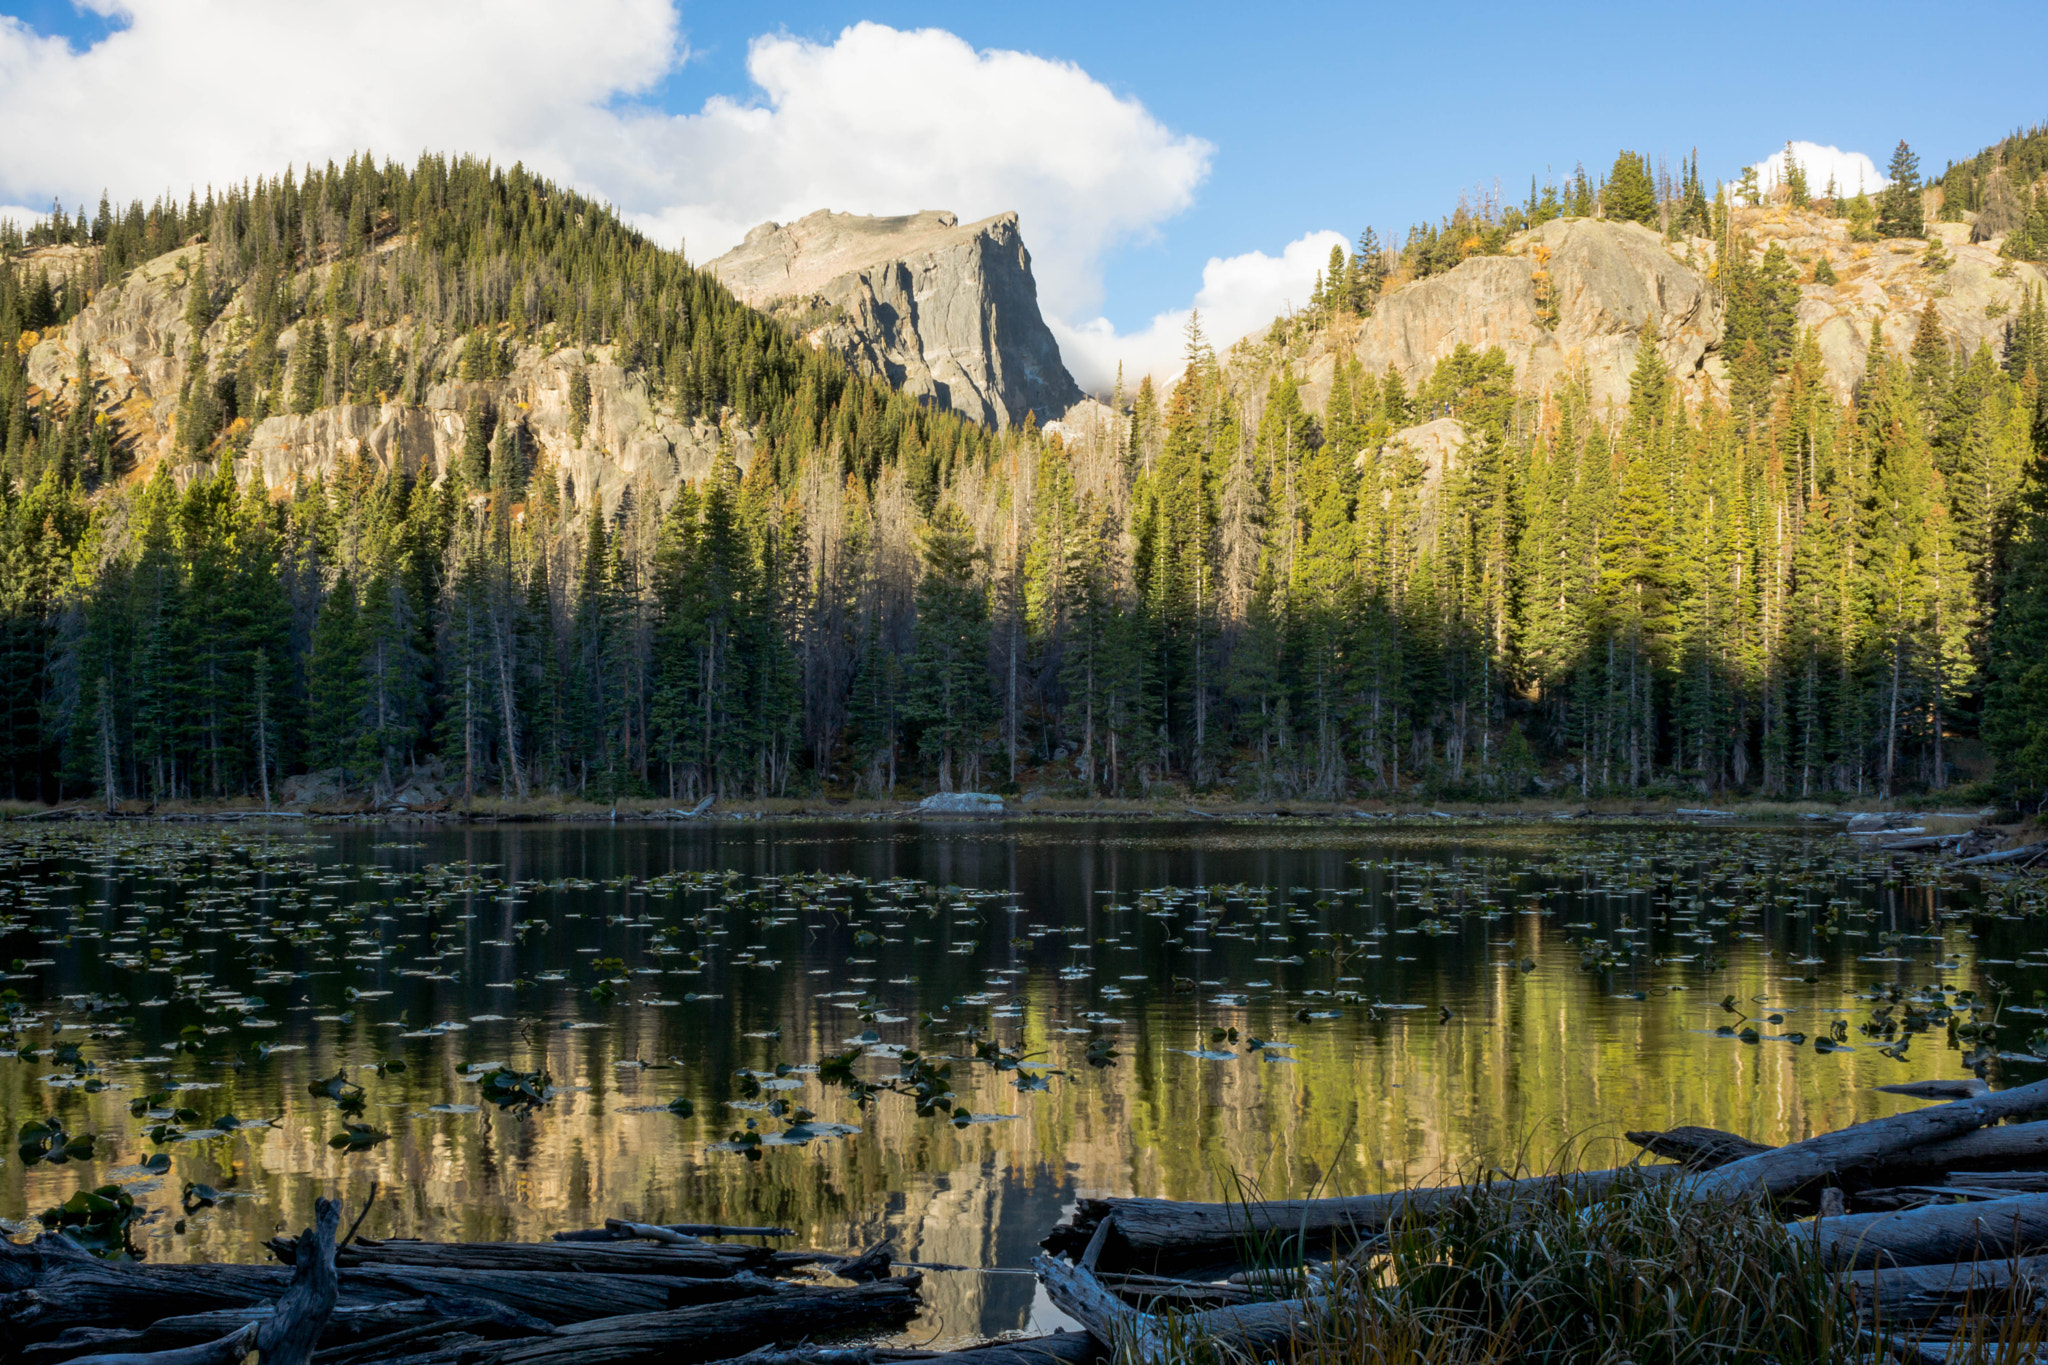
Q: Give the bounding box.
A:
[1795,1191,2048,1270]
[1877,1081,1990,1101]
[1897,1119,2048,1170]
[274,1237,755,1277]
[122,1296,555,1354]
[1042,1165,1685,1272]
[1093,1271,1255,1310]
[1629,1117,2048,1180]
[464,1277,926,1365]
[556,1225,794,1243]
[258,1195,339,1365]
[1624,1126,1775,1169]
[827,1244,893,1283]
[1688,1077,2048,1201]
[1957,841,2048,866]
[1,1247,725,1338]
[1847,1186,2037,1212]
[1033,1256,1314,1360]
[1843,1255,2048,1322]
[63,1323,258,1365]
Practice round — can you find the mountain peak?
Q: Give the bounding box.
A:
[706,208,1077,430]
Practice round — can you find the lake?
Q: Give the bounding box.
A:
[1,818,2039,1344]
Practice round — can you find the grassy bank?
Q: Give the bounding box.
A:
[1154,1175,2036,1365]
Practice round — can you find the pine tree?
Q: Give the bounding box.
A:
[904,502,991,791]
[1878,140,1925,239]
[290,320,327,416]
[1604,150,1658,227]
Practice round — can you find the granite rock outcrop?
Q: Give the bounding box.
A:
[706,209,1080,430]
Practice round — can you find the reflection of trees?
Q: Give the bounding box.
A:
[1,825,1986,1341]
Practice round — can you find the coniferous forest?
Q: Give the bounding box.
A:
[4,139,2048,810]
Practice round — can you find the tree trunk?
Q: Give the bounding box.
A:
[257,1196,340,1365]
[1795,1191,2048,1270]
[64,1323,258,1365]
[1688,1078,2048,1201]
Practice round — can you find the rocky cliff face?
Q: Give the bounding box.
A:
[22,243,736,512]
[705,209,1081,430]
[1286,210,2045,414]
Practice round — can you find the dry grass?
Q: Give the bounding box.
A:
[1137,1176,2048,1365]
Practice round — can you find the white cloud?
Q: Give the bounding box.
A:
[1053,230,1349,393]
[618,24,1214,320]
[1751,141,1887,198]
[0,7,1214,342]
[0,0,682,207]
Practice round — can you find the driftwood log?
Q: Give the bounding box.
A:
[554,1224,795,1243]
[1043,1165,1684,1272]
[1795,1192,2048,1270]
[1845,1255,2048,1323]
[1688,1077,2048,1201]
[0,1248,764,1339]
[1624,1126,1774,1169]
[1034,1255,1316,1360]
[274,1237,758,1277]
[258,1196,340,1365]
[61,1323,259,1365]
[1626,1118,2048,1181]
[453,1277,927,1365]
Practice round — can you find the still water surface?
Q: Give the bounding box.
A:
[1,819,2040,1343]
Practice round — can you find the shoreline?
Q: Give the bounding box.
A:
[0,793,2013,831]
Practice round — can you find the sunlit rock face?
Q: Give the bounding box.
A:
[706,209,1082,430]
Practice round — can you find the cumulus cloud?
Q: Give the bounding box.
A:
[0,5,1325,399]
[0,0,682,207]
[1751,141,1887,198]
[1053,230,1349,392]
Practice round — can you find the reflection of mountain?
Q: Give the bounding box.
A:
[0,825,1975,1341]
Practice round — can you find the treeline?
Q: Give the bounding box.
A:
[4,155,2048,807]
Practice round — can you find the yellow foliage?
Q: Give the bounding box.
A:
[17,329,39,356]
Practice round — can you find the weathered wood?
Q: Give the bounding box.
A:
[1034,1257,1319,1362]
[21,1328,149,1364]
[555,1224,794,1243]
[1843,1254,2048,1320]
[1957,840,2048,866]
[64,1323,258,1365]
[1689,1077,2048,1201]
[1890,1120,2048,1171]
[828,1244,893,1284]
[276,1238,752,1278]
[1624,1126,1776,1170]
[470,1278,926,1365]
[259,1194,340,1365]
[604,1220,703,1247]
[1876,1080,1989,1102]
[1030,1256,1155,1359]
[128,1296,553,1352]
[1094,1272,1255,1310]
[1043,1165,1685,1272]
[1848,1186,2042,1212]
[1794,1191,2048,1269]
[1,1252,721,1338]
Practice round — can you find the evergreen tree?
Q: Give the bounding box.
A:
[1878,140,1925,238]
[904,503,992,791]
[1604,150,1658,227]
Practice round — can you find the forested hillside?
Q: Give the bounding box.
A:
[3,138,2048,809]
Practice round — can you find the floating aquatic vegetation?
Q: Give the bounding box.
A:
[38,1184,147,1259]
[18,1117,94,1164]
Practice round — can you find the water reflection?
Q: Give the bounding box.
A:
[0,819,2028,1344]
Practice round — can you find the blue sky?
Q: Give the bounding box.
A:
[3,0,2045,387]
